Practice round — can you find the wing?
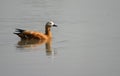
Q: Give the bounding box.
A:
[14,29,47,40]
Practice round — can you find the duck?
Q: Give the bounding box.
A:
[14,21,57,40]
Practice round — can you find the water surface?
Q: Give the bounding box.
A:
[0,0,120,76]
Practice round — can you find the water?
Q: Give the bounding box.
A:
[0,0,120,76]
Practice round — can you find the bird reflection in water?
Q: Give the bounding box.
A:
[16,39,54,56]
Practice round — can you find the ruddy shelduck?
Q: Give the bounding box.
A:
[14,21,57,40]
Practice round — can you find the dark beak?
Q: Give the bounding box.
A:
[53,24,57,27]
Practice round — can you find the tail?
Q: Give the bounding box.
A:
[13,28,25,35]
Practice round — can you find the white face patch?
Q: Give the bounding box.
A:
[47,21,55,26]
[50,21,54,25]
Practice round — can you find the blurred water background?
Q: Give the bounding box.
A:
[0,0,120,76]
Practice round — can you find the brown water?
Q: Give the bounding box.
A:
[0,0,120,76]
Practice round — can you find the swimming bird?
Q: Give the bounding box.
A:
[14,21,57,40]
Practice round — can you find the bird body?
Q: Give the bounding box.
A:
[14,21,57,40]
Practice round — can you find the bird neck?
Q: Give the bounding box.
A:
[45,27,52,38]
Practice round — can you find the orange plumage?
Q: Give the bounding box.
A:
[14,21,57,40]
